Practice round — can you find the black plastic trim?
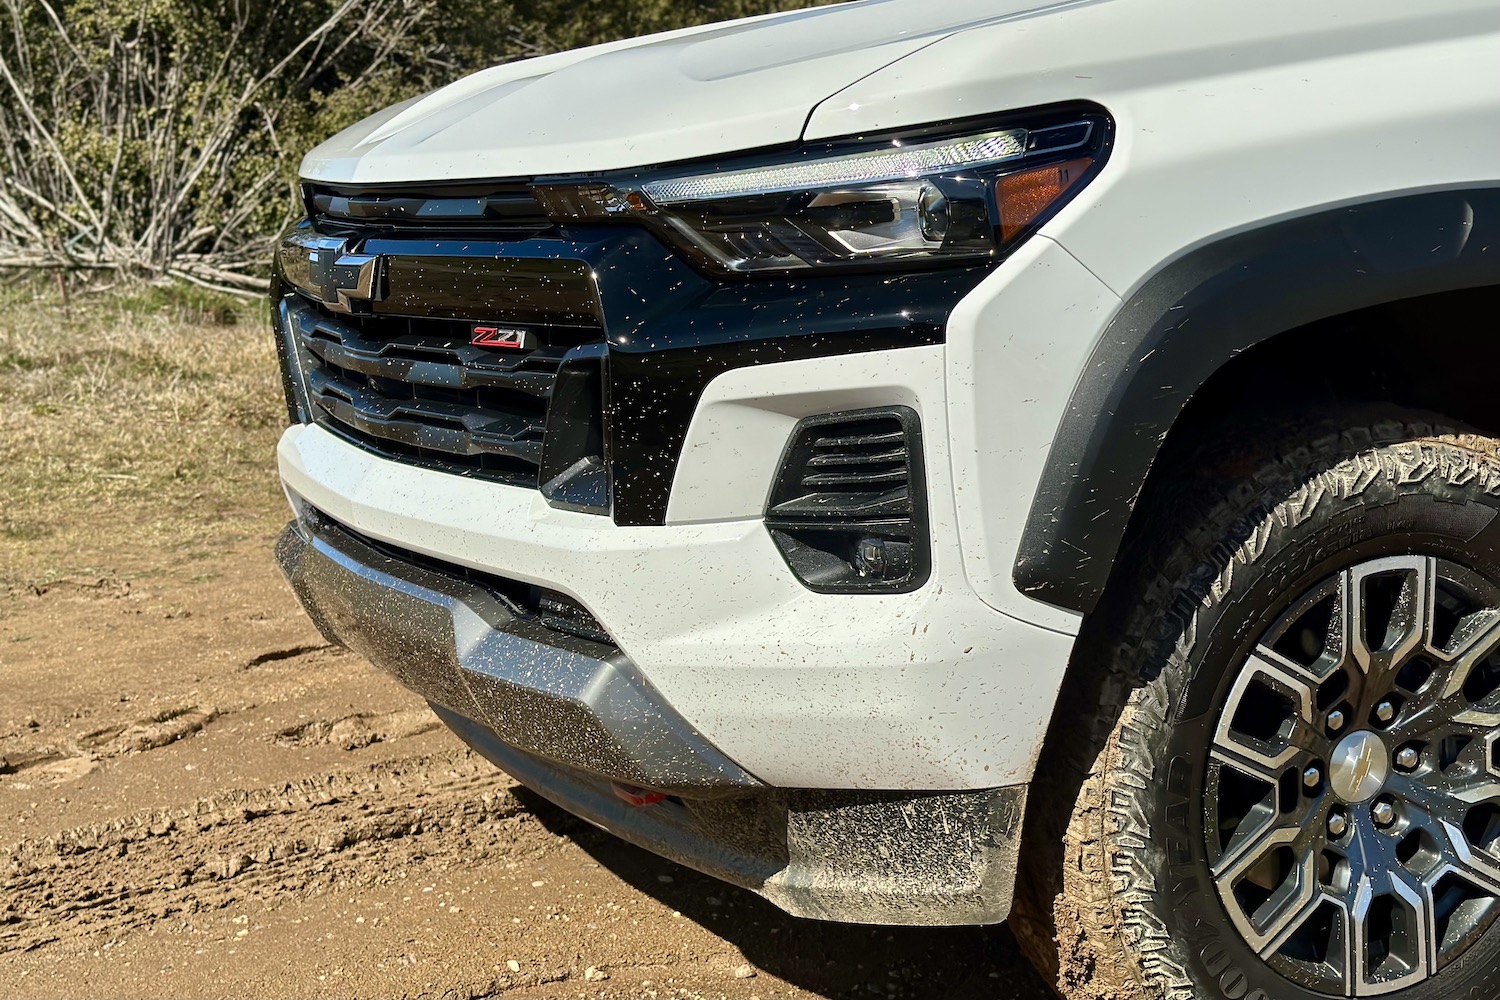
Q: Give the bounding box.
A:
[1016,186,1500,615]
[331,514,615,647]
[371,248,602,327]
[306,181,552,239]
[765,406,930,594]
[539,343,611,514]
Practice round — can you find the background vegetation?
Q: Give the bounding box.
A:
[0,0,827,293]
[0,1,830,586]
[0,283,283,586]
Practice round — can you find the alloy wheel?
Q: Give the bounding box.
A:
[1207,555,1500,996]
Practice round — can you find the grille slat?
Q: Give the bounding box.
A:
[810,430,906,448]
[305,367,545,463]
[285,287,600,489]
[294,307,561,397]
[794,417,914,494]
[801,467,909,488]
[309,184,553,236]
[805,447,909,467]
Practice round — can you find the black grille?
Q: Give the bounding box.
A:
[765,407,929,593]
[772,416,914,516]
[282,294,604,493]
[780,416,906,509]
[307,183,552,238]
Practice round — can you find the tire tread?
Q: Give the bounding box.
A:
[1014,410,1500,1000]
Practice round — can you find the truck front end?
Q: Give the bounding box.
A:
[270,3,1110,926]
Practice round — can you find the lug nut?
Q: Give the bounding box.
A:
[1375,701,1396,725]
[1328,810,1349,838]
[1327,710,1347,733]
[1303,765,1322,789]
[1396,747,1421,772]
[1372,800,1397,827]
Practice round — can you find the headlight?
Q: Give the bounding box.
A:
[534,107,1109,275]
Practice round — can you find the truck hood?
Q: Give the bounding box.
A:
[300,0,1102,185]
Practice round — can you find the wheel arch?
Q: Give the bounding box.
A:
[1014,185,1500,618]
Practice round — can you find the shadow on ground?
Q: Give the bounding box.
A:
[512,787,1056,1000]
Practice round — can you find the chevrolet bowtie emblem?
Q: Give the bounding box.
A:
[277,231,387,314]
[324,253,384,314]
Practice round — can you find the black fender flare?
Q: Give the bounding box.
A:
[1015,186,1500,615]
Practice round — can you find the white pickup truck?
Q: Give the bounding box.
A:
[270,2,1500,996]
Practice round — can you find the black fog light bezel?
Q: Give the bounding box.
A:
[764,406,930,595]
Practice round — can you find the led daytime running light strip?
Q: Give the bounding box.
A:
[641,128,1030,204]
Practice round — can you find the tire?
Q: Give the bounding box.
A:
[1012,411,1500,1000]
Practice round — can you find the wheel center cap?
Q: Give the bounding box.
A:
[1329,730,1389,803]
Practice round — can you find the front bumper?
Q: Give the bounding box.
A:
[275,512,754,793]
[277,348,1078,794]
[275,507,1026,925]
[269,188,1105,925]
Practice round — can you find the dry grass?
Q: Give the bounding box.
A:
[0,282,287,587]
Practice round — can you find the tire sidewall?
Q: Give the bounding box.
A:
[1142,456,1500,1000]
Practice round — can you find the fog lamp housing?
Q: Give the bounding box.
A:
[764,407,928,594]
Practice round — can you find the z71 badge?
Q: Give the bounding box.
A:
[470,326,536,350]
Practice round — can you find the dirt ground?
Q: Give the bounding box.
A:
[0,289,1054,999]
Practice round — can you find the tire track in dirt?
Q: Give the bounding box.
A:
[0,642,354,787]
[78,704,220,754]
[0,750,551,953]
[274,708,442,750]
[0,704,221,787]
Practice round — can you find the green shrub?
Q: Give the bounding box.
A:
[0,0,828,291]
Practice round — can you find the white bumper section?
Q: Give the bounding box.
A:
[278,344,1077,791]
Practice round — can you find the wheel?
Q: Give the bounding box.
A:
[1013,413,1500,1000]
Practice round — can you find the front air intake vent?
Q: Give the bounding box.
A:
[765,407,929,594]
[306,183,553,237]
[311,509,616,649]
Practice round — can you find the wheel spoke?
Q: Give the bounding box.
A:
[1434,613,1500,718]
[1384,771,1466,828]
[1259,884,1343,961]
[1348,557,1434,686]
[1421,820,1500,976]
[1212,823,1321,954]
[1351,868,1431,995]
[1433,819,1500,896]
[1212,554,1500,994]
[1438,607,1500,675]
[1209,746,1321,874]
[1447,774,1500,809]
[1450,702,1500,730]
[1215,651,1320,771]
[1255,643,1328,687]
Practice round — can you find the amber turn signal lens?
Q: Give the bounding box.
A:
[996,156,1094,243]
